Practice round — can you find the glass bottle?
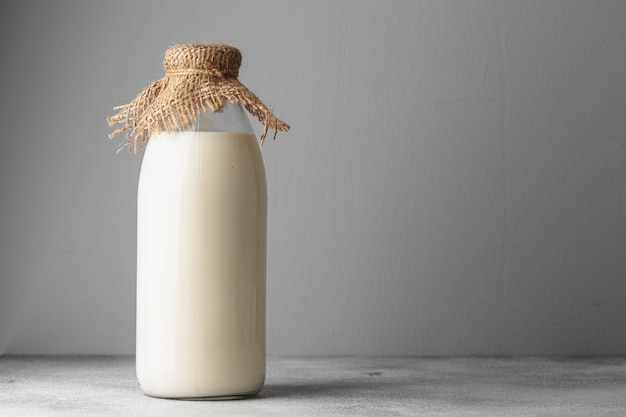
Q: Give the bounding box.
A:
[135,102,267,399]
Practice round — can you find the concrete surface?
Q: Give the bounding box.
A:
[1,356,625,416]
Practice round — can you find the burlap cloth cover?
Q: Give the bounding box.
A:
[108,44,289,153]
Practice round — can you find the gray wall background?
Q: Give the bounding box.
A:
[1,0,625,356]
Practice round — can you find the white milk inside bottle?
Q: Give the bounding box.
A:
[135,103,267,399]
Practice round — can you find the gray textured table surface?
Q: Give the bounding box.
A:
[1,356,625,416]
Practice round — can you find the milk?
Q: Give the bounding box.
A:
[136,130,267,398]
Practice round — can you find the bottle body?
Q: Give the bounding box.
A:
[136,105,267,399]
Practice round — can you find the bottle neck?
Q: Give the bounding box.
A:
[189,102,254,133]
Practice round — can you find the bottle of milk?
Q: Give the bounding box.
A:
[108,44,288,399]
[135,103,267,399]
